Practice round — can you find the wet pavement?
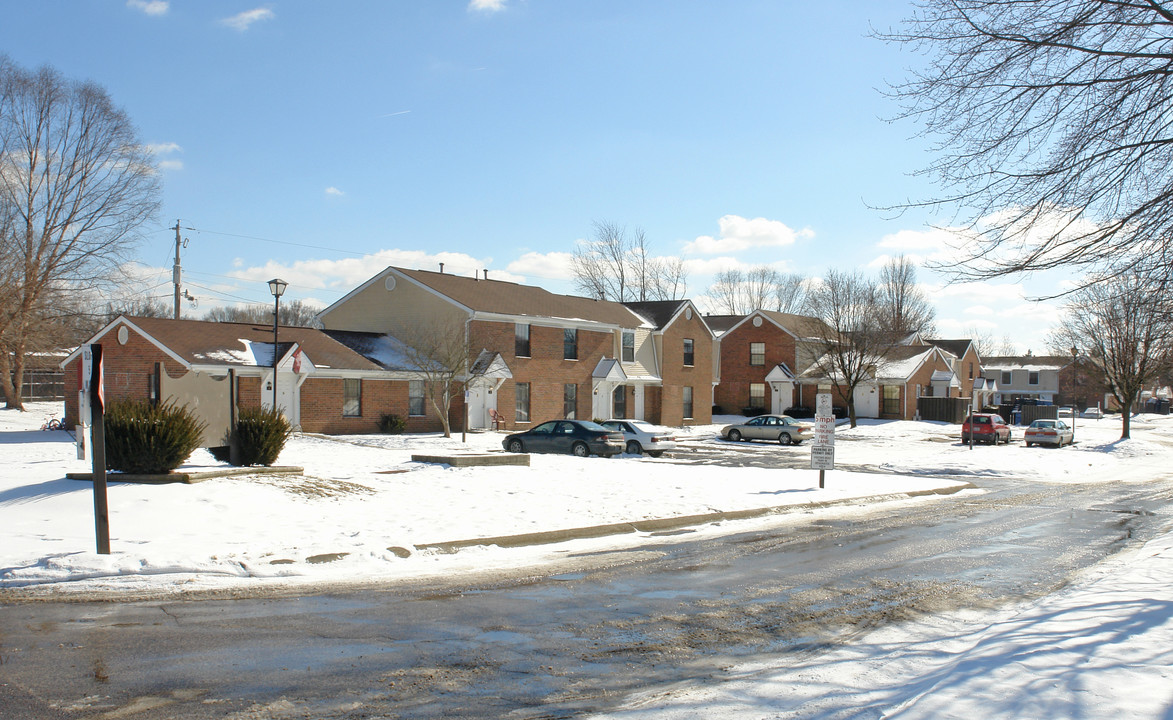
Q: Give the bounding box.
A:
[3,474,1172,719]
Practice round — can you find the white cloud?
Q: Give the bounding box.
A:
[684,215,814,255]
[127,0,168,16]
[146,142,182,171]
[220,8,275,32]
[468,0,507,12]
[325,187,344,197]
[506,251,574,281]
[227,250,510,294]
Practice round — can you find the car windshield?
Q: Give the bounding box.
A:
[530,421,557,434]
[1033,421,1055,429]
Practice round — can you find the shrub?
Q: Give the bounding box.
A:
[104,400,206,474]
[377,412,406,434]
[785,406,815,419]
[233,406,293,466]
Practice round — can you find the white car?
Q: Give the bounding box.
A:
[599,419,677,457]
[1024,419,1075,447]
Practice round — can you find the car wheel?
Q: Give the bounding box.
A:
[728,429,742,442]
[507,439,524,453]
[648,451,663,458]
[626,440,643,455]
[778,432,792,446]
[571,442,590,458]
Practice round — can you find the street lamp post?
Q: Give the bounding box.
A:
[268,278,288,415]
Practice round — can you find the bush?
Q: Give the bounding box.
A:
[741,406,767,417]
[104,400,206,474]
[233,406,293,466]
[785,406,815,419]
[377,412,406,434]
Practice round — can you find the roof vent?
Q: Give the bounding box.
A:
[439,262,445,274]
[483,269,489,280]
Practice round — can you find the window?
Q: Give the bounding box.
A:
[968,362,974,379]
[622,331,635,363]
[408,380,425,416]
[749,382,765,409]
[564,328,577,360]
[515,323,530,357]
[683,338,695,366]
[1000,370,1011,385]
[343,378,362,417]
[750,342,765,366]
[1029,371,1040,385]
[683,386,694,419]
[612,385,626,419]
[923,383,934,397]
[563,383,577,419]
[882,385,900,416]
[515,381,530,422]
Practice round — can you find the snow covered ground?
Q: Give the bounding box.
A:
[3,401,1173,717]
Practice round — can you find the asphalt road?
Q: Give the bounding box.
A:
[3,465,1172,719]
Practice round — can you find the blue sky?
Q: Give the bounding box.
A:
[2,1,1068,352]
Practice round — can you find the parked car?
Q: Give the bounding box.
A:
[1081,407,1104,419]
[1024,419,1074,447]
[502,419,626,458]
[598,419,678,457]
[721,414,813,446]
[961,413,1012,444]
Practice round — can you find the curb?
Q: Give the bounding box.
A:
[413,482,976,552]
[65,466,304,484]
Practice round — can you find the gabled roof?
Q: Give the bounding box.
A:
[717,310,833,342]
[624,300,715,337]
[798,345,950,384]
[926,338,974,359]
[64,316,396,373]
[703,315,742,337]
[394,267,646,328]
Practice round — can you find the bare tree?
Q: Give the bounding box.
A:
[960,325,1016,358]
[706,266,807,315]
[877,255,936,339]
[881,2,1173,283]
[571,220,688,302]
[202,299,318,327]
[396,318,472,438]
[1051,274,1173,439]
[0,56,161,409]
[803,270,887,428]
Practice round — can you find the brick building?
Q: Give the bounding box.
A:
[797,344,959,421]
[708,310,832,415]
[316,266,716,429]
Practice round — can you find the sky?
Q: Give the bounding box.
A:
[1,1,1072,352]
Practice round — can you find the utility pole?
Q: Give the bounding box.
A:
[172,219,182,320]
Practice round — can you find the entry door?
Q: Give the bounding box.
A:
[634,385,645,420]
[276,370,299,426]
[467,382,495,431]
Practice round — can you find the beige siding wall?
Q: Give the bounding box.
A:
[319,271,468,336]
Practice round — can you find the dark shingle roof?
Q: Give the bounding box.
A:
[109,316,386,371]
[624,300,688,330]
[397,267,644,327]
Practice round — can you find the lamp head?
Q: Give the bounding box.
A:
[268,278,288,298]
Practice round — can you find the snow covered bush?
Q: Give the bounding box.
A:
[232,406,292,466]
[104,400,206,474]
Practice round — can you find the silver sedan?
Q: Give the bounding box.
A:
[721,414,813,446]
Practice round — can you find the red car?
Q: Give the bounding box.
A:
[961,413,1012,445]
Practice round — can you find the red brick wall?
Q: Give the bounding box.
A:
[296,377,445,434]
[715,317,798,414]
[659,312,713,426]
[63,327,186,426]
[470,319,611,429]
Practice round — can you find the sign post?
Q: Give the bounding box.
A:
[811,393,835,488]
[83,344,110,555]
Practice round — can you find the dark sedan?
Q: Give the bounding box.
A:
[502,419,626,458]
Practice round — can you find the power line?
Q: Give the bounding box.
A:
[184,225,369,257]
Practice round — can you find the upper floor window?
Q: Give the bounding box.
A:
[564,328,577,360]
[1029,371,1040,385]
[968,362,974,379]
[1001,371,1012,385]
[515,323,530,358]
[622,331,635,363]
[750,342,765,366]
[683,338,695,366]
